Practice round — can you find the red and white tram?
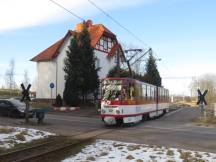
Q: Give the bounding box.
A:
[101,78,169,125]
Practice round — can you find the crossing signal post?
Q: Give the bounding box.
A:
[197,89,208,118]
[21,84,31,123]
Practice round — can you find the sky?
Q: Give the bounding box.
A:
[0,0,216,95]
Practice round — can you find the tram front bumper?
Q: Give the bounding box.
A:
[103,116,116,125]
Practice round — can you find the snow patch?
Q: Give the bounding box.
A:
[0,125,54,150]
[62,139,216,162]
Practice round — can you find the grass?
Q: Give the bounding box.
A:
[195,152,202,158]
[0,136,56,155]
[0,127,15,134]
[99,151,108,156]
[86,156,96,161]
[126,155,135,160]
[15,133,26,141]
[127,145,141,151]
[113,143,125,147]
[166,160,175,162]
[180,151,192,161]
[0,89,21,97]
[30,102,52,109]
[192,116,216,127]
[166,149,174,156]
[136,159,144,162]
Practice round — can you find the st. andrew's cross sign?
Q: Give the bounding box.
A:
[197,89,208,105]
[21,84,31,102]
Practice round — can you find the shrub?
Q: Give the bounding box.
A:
[55,94,63,107]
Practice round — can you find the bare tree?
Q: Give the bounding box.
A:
[23,70,30,87]
[5,59,16,89]
[189,74,216,104]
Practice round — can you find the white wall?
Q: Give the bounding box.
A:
[95,50,116,79]
[36,61,56,99]
[36,36,117,99]
[56,35,73,98]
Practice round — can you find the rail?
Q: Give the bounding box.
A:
[0,128,114,162]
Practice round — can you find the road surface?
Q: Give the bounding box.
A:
[1,107,216,153]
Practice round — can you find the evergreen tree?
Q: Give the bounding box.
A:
[143,53,161,86]
[63,36,81,106]
[78,24,99,101]
[107,66,145,81]
[63,22,99,105]
[107,66,131,78]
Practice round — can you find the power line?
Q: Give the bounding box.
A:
[49,0,176,83]
[162,77,194,79]
[86,0,174,73]
[87,0,149,48]
[49,0,84,21]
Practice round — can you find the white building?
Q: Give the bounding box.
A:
[31,20,125,99]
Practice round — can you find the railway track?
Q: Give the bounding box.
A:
[0,128,114,162]
[0,109,175,162]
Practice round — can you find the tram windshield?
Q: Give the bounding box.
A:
[102,80,122,100]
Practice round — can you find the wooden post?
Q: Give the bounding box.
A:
[25,101,29,123]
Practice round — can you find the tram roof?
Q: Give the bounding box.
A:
[102,77,168,90]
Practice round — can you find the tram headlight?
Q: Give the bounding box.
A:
[116,110,120,114]
[101,109,106,114]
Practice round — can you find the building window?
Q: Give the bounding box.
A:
[114,52,119,63]
[104,40,108,50]
[95,36,116,53]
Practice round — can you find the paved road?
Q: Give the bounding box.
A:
[1,107,216,153]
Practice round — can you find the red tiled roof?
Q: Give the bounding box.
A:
[31,24,117,62]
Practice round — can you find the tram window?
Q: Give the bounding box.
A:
[102,80,122,100]
[161,89,164,101]
[150,86,153,100]
[165,90,167,101]
[122,86,128,100]
[163,89,165,101]
[157,88,159,101]
[147,86,151,100]
[153,87,155,101]
[159,88,161,101]
[167,90,169,101]
[129,83,135,100]
[142,84,147,100]
[161,89,163,101]
[150,86,152,100]
[154,87,156,101]
[166,90,169,101]
[135,84,141,100]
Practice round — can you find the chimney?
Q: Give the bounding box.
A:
[86,19,93,28]
[76,23,84,32]
[76,20,93,32]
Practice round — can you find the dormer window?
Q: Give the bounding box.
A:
[95,36,116,53]
[104,40,108,50]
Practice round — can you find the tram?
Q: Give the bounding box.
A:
[100,77,169,125]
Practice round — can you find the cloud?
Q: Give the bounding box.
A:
[0,0,153,32]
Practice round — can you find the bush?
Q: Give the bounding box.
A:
[55,94,63,107]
